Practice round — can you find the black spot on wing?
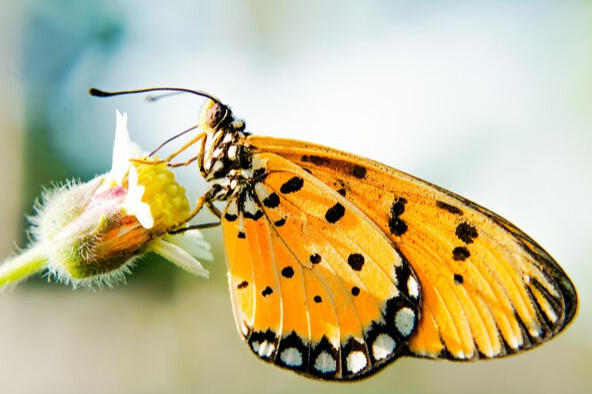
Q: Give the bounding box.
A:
[252,167,267,181]
[310,254,322,264]
[263,193,280,208]
[244,209,264,221]
[351,165,367,179]
[280,176,304,194]
[391,198,407,216]
[262,286,274,297]
[389,217,408,236]
[225,213,237,222]
[281,266,295,278]
[388,197,408,236]
[301,155,369,183]
[237,280,249,289]
[452,246,470,261]
[301,155,332,166]
[351,286,360,296]
[325,203,345,223]
[456,222,478,244]
[347,253,365,271]
[314,295,323,303]
[454,274,464,285]
[274,218,286,227]
[238,231,246,239]
[436,200,464,215]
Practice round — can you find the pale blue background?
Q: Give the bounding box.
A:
[0,1,590,393]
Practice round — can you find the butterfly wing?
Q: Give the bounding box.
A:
[247,136,577,361]
[222,153,421,380]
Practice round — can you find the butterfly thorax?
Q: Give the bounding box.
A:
[200,101,259,202]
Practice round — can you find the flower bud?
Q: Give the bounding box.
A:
[1,111,210,289]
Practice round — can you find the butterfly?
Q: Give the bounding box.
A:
[90,87,577,381]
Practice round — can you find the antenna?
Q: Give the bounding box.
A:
[89,87,221,104]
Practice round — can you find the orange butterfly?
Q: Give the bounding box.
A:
[91,87,577,381]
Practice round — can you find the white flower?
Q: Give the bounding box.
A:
[0,110,212,290]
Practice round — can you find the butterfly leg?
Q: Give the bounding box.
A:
[206,201,222,218]
[169,221,221,234]
[167,155,198,168]
[162,131,206,163]
[196,134,208,176]
[184,195,207,223]
[131,132,206,166]
[170,193,222,234]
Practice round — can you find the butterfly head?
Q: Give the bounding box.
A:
[200,99,245,134]
[198,99,254,195]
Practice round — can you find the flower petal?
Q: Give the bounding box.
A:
[165,231,213,261]
[148,238,210,278]
[112,110,142,185]
[124,166,154,229]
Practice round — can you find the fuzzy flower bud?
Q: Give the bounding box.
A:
[0,111,211,289]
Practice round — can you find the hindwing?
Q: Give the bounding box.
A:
[223,153,421,380]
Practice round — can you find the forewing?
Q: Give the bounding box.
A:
[248,136,577,361]
[222,152,421,380]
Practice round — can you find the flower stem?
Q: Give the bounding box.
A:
[0,244,47,290]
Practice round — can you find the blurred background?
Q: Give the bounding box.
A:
[0,0,591,393]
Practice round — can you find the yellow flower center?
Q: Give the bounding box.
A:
[133,161,191,229]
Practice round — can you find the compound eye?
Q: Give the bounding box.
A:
[204,102,229,129]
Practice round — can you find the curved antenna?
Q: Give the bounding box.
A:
[146,91,184,102]
[89,87,222,104]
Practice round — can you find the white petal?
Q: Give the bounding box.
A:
[123,166,154,229]
[130,200,154,229]
[111,110,142,185]
[165,231,213,261]
[148,238,209,278]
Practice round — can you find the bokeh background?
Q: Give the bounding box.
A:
[1,1,591,393]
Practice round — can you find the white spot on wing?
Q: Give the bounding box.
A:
[346,351,367,374]
[251,155,267,171]
[253,340,275,358]
[314,351,336,373]
[243,193,258,215]
[372,334,396,360]
[395,307,415,337]
[407,276,419,298]
[280,348,303,367]
[255,182,271,201]
[226,200,238,215]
